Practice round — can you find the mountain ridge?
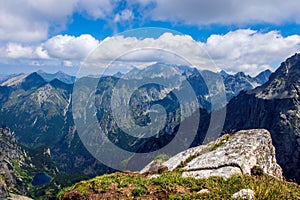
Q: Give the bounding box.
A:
[224,53,300,183]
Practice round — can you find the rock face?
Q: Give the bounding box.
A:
[141,129,283,180]
[0,127,26,198]
[224,53,300,183]
[0,127,58,199]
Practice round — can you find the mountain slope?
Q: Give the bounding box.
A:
[0,73,110,177]
[57,129,300,200]
[224,53,300,183]
[0,127,57,199]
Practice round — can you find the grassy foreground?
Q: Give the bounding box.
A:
[57,171,300,200]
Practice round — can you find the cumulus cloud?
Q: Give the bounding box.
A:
[205,29,300,75]
[138,0,300,25]
[83,30,300,76]
[0,0,115,43]
[1,31,300,76]
[6,43,35,59]
[43,34,100,60]
[0,0,76,43]
[0,34,100,62]
[84,33,211,69]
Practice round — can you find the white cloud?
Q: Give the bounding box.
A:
[0,0,77,43]
[82,30,300,76]
[0,34,100,63]
[63,60,73,67]
[0,0,115,43]
[114,9,134,23]
[1,30,300,76]
[77,0,115,19]
[205,29,300,75]
[137,0,300,25]
[43,34,100,60]
[6,43,35,59]
[85,33,210,67]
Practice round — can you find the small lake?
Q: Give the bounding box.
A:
[32,173,52,186]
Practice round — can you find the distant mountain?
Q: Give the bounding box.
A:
[221,70,271,101]
[37,70,76,84]
[112,71,123,78]
[0,72,110,175]
[254,69,272,84]
[0,73,25,84]
[219,70,230,77]
[224,53,300,183]
[0,74,28,87]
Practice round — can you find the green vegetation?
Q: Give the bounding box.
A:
[57,171,300,200]
[207,134,230,151]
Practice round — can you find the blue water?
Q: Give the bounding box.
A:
[32,173,52,186]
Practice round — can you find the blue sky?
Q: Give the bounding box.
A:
[0,0,300,76]
[63,13,300,42]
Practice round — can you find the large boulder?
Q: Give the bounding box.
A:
[141,129,283,180]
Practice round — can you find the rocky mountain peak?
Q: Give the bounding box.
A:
[251,53,300,99]
[234,71,247,78]
[219,70,230,77]
[254,69,272,84]
[274,53,300,77]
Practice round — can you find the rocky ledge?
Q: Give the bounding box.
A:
[141,129,283,180]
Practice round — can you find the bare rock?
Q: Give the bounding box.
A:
[197,189,210,194]
[232,189,255,200]
[141,129,283,180]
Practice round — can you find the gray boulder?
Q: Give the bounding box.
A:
[141,129,283,180]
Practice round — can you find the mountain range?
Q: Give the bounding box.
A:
[2,54,300,198]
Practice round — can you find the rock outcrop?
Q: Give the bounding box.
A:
[0,127,29,198]
[141,129,283,180]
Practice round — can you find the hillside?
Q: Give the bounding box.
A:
[57,129,300,200]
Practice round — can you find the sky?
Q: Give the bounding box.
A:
[0,0,300,76]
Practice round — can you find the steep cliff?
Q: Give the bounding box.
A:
[224,53,300,183]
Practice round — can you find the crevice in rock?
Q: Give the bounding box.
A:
[185,162,244,174]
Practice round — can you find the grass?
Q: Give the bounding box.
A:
[57,171,300,200]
